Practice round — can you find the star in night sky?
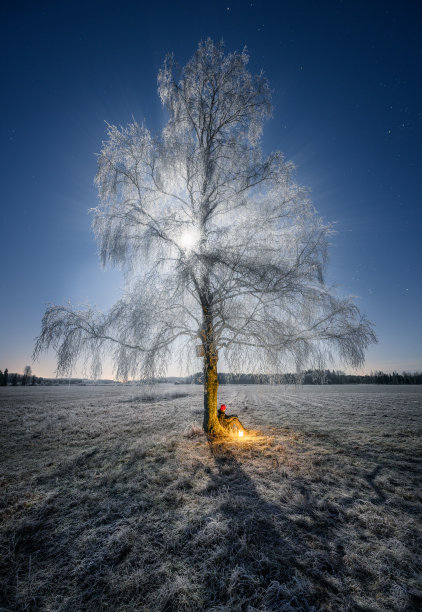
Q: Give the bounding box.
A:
[1,0,421,376]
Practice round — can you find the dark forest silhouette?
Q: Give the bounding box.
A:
[184,369,422,385]
[2,368,420,386]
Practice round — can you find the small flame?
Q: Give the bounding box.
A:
[238,430,244,437]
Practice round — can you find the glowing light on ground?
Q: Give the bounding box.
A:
[238,430,244,437]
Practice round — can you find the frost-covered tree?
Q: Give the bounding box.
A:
[34,40,376,435]
[22,365,32,386]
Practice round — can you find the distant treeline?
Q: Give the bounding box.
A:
[0,370,118,386]
[0,369,44,386]
[2,368,421,386]
[177,370,422,385]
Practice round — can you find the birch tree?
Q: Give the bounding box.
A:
[34,40,376,435]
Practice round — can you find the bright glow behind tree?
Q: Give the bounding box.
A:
[178,226,202,253]
[34,40,376,434]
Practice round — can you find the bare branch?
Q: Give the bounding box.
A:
[36,39,376,382]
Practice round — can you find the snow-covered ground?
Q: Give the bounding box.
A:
[1,384,421,611]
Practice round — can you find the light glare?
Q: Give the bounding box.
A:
[179,227,201,252]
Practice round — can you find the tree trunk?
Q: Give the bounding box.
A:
[203,350,224,435]
[200,287,224,435]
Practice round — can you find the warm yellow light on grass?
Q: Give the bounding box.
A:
[238,430,244,437]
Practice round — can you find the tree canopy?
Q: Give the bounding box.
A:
[34,40,376,431]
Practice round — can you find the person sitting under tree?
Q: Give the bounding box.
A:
[217,404,246,435]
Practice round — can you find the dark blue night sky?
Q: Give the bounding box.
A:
[1,0,421,376]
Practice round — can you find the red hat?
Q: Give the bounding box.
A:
[220,404,226,411]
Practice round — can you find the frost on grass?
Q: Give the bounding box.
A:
[1,384,421,611]
[184,421,205,438]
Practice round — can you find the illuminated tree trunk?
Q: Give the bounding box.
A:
[203,350,223,434]
[201,308,224,435]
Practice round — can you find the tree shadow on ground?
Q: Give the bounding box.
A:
[309,432,422,514]
[3,429,417,611]
[364,465,386,504]
[195,438,366,612]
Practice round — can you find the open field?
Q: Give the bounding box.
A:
[1,384,421,611]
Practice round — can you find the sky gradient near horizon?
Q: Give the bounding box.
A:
[1,0,421,378]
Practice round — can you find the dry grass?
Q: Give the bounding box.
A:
[1,384,421,611]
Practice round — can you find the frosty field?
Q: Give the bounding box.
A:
[1,384,421,611]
